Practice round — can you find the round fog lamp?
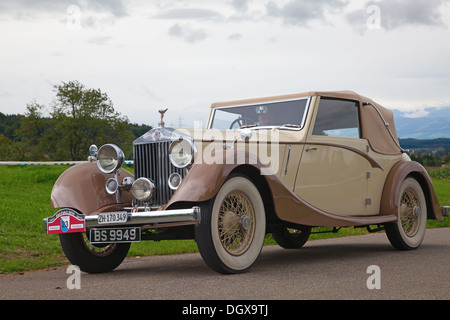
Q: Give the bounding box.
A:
[168,173,182,190]
[97,144,124,174]
[132,177,155,202]
[105,177,119,195]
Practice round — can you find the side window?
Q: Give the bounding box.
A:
[312,98,360,138]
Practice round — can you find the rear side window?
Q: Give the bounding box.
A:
[312,98,360,138]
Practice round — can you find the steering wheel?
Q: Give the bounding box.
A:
[229,117,253,129]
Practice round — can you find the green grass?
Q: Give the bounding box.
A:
[0,165,449,274]
[0,166,69,273]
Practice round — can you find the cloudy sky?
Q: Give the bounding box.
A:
[1,0,449,127]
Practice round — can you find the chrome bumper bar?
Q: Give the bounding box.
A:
[85,207,201,228]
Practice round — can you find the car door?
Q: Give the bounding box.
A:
[295,97,372,217]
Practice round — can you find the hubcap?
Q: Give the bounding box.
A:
[240,215,251,231]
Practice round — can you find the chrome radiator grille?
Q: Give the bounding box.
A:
[133,141,186,206]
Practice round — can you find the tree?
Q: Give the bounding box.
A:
[13,100,52,160]
[49,81,134,161]
[13,81,135,161]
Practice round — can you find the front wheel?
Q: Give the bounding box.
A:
[59,232,130,273]
[195,174,266,274]
[385,178,427,250]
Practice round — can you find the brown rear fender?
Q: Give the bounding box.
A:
[380,160,443,221]
[166,149,399,227]
[51,161,134,215]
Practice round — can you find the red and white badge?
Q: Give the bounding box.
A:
[46,209,85,235]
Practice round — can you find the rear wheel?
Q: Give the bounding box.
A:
[195,174,266,274]
[59,232,130,273]
[272,224,311,249]
[385,178,427,250]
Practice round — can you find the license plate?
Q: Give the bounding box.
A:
[89,227,141,244]
[98,211,128,224]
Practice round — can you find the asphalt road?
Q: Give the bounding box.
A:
[1,228,449,301]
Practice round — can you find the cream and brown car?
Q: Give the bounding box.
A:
[44,90,447,274]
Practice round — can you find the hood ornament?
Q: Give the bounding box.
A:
[158,108,168,127]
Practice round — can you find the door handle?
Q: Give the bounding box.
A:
[305,146,319,152]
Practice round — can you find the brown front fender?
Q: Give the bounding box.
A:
[380,160,443,221]
[51,161,134,215]
[165,149,258,207]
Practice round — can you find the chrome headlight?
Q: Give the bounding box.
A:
[97,144,124,174]
[169,138,196,168]
[132,177,155,202]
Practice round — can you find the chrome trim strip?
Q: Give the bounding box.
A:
[284,145,291,175]
[85,207,201,227]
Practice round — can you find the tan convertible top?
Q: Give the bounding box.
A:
[211,90,402,155]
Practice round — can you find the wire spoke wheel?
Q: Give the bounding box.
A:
[195,174,266,274]
[218,191,255,255]
[385,178,427,250]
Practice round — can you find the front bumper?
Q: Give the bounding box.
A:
[44,206,201,234]
[85,207,201,228]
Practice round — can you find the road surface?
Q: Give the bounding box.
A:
[1,228,449,301]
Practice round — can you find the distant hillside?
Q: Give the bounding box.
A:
[393,107,450,139]
[399,138,450,149]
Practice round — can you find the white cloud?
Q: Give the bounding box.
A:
[168,23,208,43]
[402,109,430,118]
[0,0,449,128]
[266,0,348,27]
[346,0,449,33]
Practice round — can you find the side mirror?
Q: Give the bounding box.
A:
[240,128,252,142]
[224,128,253,149]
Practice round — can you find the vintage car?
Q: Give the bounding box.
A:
[44,90,447,274]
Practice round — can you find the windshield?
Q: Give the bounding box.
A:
[209,98,310,130]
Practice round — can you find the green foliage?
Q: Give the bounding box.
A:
[1,80,150,162]
[428,166,450,180]
[0,112,20,140]
[50,81,134,160]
